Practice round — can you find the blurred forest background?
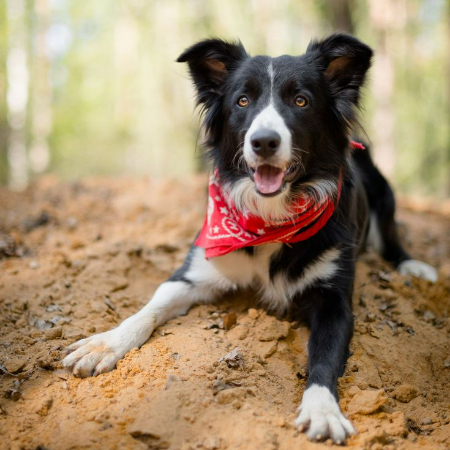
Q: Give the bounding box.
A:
[0,0,449,197]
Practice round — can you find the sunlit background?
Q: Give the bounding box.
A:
[0,0,449,197]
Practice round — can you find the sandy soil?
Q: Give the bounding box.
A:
[0,175,449,450]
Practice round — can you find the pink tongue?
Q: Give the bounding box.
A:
[254,165,284,194]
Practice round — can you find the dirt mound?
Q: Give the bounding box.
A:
[0,176,449,450]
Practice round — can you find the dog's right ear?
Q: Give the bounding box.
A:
[177,39,248,103]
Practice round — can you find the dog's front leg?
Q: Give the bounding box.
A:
[295,287,355,445]
[63,246,233,377]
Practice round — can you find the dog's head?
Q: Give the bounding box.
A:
[178,34,372,219]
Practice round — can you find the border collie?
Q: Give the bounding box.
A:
[63,34,437,444]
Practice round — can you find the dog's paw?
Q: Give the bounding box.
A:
[62,329,132,377]
[398,259,438,283]
[295,385,355,445]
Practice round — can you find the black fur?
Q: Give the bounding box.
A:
[177,34,372,192]
[177,33,414,441]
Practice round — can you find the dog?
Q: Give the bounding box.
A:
[63,33,437,444]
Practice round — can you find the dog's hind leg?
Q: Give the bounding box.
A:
[63,246,236,377]
[353,145,437,282]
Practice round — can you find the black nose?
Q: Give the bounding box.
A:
[250,130,281,158]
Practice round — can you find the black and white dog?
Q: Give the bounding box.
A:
[63,34,437,444]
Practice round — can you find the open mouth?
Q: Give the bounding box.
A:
[249,163,300,196]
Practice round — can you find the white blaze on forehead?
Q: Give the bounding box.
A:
[268,61,274,95]
[243,61,291,167]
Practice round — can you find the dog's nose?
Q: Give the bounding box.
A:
[250,130,281,158]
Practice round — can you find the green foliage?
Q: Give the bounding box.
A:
[0,0,449,197]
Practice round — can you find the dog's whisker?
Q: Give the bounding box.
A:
[291,145,309,155]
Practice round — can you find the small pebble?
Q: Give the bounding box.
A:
[66,217,78,229]
[223,312,237,331]
[164,374,181,390]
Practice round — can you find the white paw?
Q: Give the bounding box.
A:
[398,260,438,283]
[62,329,133,377]
[295,385,355,445]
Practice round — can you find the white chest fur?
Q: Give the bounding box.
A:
[206,244,341,313]
[210,242,281,285]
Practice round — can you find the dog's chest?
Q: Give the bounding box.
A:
[209,242,340,312]
[210,243,281,286]
[210,243,292,311]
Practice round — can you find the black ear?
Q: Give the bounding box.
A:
[307,33,373,123]
[177,39,248,104]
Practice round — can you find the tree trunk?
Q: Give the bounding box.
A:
[0,0,10,184]
[328,0,354,34]
[29,0,51,175]
[6,0,29,189]
[368,0,397,180]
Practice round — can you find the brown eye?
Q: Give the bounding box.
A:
[295,95,308,107]
[237,95,249,107]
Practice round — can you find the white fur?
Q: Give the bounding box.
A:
[367,212,383,252]
[211,244,339,314]
[224,176,339,224]
[262,247,341,312]
[210,242,281,289]
[223,177,294,222]
[296,384,355,444]
[184,246,238,291]
[268,61,274,93]
[291,247,340,293]
[243,102,292,170]
[301,178,339,204]
[398,259,438,283]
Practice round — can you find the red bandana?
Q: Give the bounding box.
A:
[195,141,363,258]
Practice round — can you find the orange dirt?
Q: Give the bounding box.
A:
[0,175,449,450]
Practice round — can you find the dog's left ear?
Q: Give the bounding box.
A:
[177,39,248,104]
[307,33,373,122]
